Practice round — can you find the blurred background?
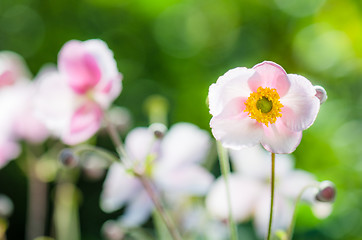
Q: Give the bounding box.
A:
[0,0,362,239]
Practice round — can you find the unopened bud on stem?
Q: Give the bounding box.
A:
[314,86,327,105]
[316,181,336,202]
[58,148,79,168]
[149,123,167,139]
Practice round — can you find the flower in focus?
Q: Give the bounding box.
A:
[100,123,213,227]
[35,39,122,145]
[205,145,317,237]
[208,61,322,153]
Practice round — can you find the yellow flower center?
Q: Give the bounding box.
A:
[244,87,283,126]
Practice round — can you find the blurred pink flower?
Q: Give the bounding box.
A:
[208,61,321,153]
[205,145,316,237]
[100,123,213,227]
[0,51,31,87]
[35,39,122,145]
[0,51,48,167]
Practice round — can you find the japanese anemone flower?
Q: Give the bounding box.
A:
[100,123,213,227]
[208,61,322,154]
[35,39,122,145]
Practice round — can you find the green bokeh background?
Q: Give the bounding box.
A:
[1,0,362,239]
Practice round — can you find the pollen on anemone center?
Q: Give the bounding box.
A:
[244,87,283,126]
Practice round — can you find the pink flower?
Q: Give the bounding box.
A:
[0,51,31,87]
[100,123,213,227]
[35,39,122,145]
[208,61,322,153]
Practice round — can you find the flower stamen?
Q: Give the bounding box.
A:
[244,87,283,126]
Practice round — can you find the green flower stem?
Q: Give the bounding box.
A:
[105,119,182,240]
[286,184,318,240]
[267,152,276,240]
[216,141,238,240]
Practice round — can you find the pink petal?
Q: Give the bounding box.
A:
[210,98,263,149]
[84,40,123,108]
[63,101,103,145]
[250,61,290,97]
[205,175,263,222]
[0,141,20,168]
[58,40,101,94]
[208,67,255,116]
[280,74,320,131]
[155,164,214,196]
[260,119,302,154]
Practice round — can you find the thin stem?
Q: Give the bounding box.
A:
[136,174,182,240]
[25,145,48,240]
[267,152,276,240]
[105,119,182,240]
[286,184,318,240]
[216,141,238,240]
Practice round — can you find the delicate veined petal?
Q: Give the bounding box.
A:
[63,101,103,145]
[124,127,158,164]
[210,98,263,149]
[155,164,213,195]
[206,175,263,222]
[100,163,142,213]
[260,119,302,154]
[208,67,255,116]
[251,61,290,97]
[159,123,211,169]
[280,74,320,132]
[118,190,153,228]
[59,40,101,94]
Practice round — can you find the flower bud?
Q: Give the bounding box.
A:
[58,148,79,168]
[316,181,336,202]
[102,220,124,240]
[149,123,167,139]
[314,86,327,105]
[0,194,13,218]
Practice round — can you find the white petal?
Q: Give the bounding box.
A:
[124,127,158,163]
[205,175,263,222]
[254,189,293,238]
[260,119,302,154]
[280,74,320,132]
[210,99,264,150]
[312,202,333,219]
[208,67,255,116]
[155,164,214,196]
[159,122,211,168]
[229,145,294,179]
[118,189,153,227]
[100,163,142,212]
[279,170,317,199]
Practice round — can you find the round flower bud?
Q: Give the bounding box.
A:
[102,220,124,240]
[314,85,327,105]
[149,123,167,139]
[316,181,336,202]
[58,148,79,168]
[0,194,13,218]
